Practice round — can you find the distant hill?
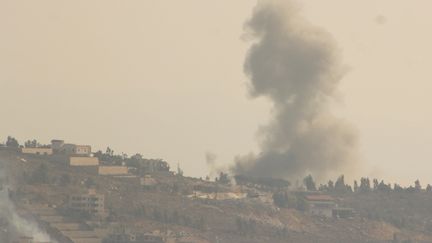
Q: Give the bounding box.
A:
[1,148,432,243]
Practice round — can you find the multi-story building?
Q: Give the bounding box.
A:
[61,144,91,156]
[51,140,92,156]
[68,189,104,216]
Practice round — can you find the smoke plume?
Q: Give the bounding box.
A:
[232,0,358,179]
[0,162,55,242]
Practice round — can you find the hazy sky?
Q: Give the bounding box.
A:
[1,1,431,186]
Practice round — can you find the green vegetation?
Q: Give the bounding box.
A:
[5,136,19,148]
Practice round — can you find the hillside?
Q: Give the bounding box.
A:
[1,147,432,243]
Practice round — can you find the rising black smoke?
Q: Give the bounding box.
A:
[232,0,358,179]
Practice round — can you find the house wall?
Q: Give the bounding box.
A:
[69,193,104,215]
[75,145,91,155]
[70,157,99,166]
[310,207,333,218]
[98,166,128,175]
[21,147,53,155]
[307,201,335,218]
[59,144,91,155]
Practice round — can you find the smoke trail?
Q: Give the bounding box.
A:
[0,162,55,242]
[232,0,358,179]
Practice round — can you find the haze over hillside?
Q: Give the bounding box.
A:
[2,136,432,243]
[1,0,432,185]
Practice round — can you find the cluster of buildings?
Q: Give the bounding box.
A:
[21,140,91,157]
[20,139,129,220]
[19,139,167,221]
[21,139,131,176]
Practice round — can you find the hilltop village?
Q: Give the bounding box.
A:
[1,137,432,243]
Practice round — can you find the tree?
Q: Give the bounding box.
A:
[318,184,328,192]
[217,172,230,184]
[415,179,422,191]
[6,136,19,148]
[126,154,141,168]
[406,186,416,193]
[377,180,391,192]
[177,163,184,177]
[426,184,432,192]
[24,139,40,148]
[106,147,114,156]
[327,180,334,191]
[353,180,359,192]
[394,183,404,192]
[359,177,371,193]
[335,175,347,193]
[373,179,379,191]
[272,191,299,208]
[303,174,316,191]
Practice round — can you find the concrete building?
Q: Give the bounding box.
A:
[305,194,336,218]
[98,166,128,175]
[68,189,104,216]
[52,139,92,156]
[70,157,99,166]
[21,147,53,155]
[74,145,92,156]
[60,144,91,156]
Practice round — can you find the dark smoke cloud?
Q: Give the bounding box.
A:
[232,0,358,179]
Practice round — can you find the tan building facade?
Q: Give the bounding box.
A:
[68,189,105,215]
[98,166,128,175]
[74,145,91,155]
[21,147,53,155]
[70,157,99,166]
[60,144,91,156]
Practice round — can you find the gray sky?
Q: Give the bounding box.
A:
[1,0,431,186]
